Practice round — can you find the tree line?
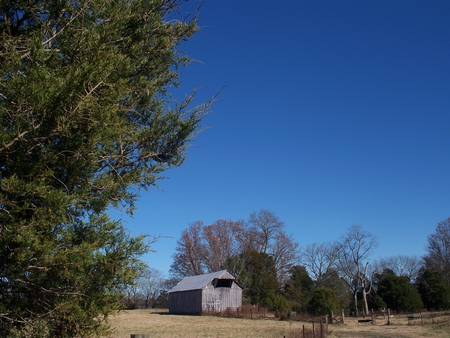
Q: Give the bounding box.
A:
[144,211,450,316]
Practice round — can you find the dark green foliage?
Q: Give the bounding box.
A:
[284,265,314,311]
[322,268,351,311]
[0,0,206,336]
[307,287,340,316]
[370,295,387,311]
[424,217,450,284]
[377,272,423,312]
[416,269,450,310]
[245,251,278,306]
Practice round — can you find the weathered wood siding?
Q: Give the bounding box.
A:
[168,289,203,314]
[202,281,242,312]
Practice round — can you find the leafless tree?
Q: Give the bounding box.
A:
[373,255,423,282]
[202,219,244,272]
[138,268,165,309]
[248,210,299,287]
[300,242,338,287]
[272,232,299,286]
[424,217,450,283]
[170,221,206,277]
[336,225,378,315]
[248,209,284,253]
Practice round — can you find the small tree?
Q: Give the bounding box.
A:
[307,288,340,316]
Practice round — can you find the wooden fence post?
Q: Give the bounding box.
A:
[342,308,345,325]
[387,308,391,325]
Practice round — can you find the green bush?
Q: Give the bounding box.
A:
[307,287,340,316]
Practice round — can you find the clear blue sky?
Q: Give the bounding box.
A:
[110,0,450,276]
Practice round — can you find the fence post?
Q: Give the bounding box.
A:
[387,308,391,325]
[342,308,345,325]
[312,322,315,338]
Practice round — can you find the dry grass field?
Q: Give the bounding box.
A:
[103,309,450,338]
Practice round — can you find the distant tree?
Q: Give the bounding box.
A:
[424,217,450,283]
[335,225,378,315]
[271,232,299,287]
[170,211,298,289]
[153,277,181,309]
[170,221,206,278]
[201,219,244,272]
[370,295,386,311]
[284,265,314,311]
[322,268,351,311]
[301,242,338,287]
[245,250,278,306]
[416,268,450,310]
[307,288,340,316]
[138,268,165,309]
[247,210,298,287]
[248,209,285,253]
[373,255,423,282]
[223,254,252,292]
[377,271,423,312]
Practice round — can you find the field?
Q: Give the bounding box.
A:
[103,309,450,338]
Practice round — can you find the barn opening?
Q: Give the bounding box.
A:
[214,278,233,288]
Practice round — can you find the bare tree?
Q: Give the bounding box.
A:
[271,232,299,287]
[248,210,299,287]
[138,268,165,309]
[424,217,450,283]
[373,255,423,282]
[301,242,338,287]
[170,221,206,278]
[202,219,244,272]
[336,225,378,315]
[248,209,284,253]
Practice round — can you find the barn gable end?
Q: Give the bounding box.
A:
[168,270,242,314]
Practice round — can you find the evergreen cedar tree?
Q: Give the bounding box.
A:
[0,0,209,336]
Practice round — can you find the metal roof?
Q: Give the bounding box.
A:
[169,270,236,293]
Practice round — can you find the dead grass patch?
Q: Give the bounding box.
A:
[103,309,450,338]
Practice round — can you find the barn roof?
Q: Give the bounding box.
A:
[169,270,237,293]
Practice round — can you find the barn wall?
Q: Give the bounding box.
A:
[169,289,203,314]
[202,282,242,312]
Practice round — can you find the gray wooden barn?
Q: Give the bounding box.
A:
[168,270,242,314]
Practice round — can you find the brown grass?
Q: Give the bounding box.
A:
[103,309,450,338]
